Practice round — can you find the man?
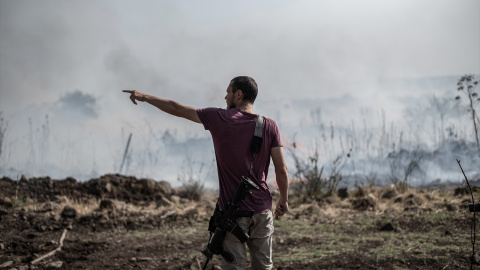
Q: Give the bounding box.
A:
[123,76,289,269]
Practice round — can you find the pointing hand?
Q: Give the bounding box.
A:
[122,90,146,105]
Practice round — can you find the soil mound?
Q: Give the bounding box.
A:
[0,174,170,207]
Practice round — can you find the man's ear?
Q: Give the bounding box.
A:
[235,90,244,100]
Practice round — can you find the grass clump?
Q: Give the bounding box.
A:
[11,197,30,208]
[289,141,349,203]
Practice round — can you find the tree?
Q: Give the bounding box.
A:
[455,74,480,149]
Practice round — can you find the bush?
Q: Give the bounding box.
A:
[178,178,204,202]
[177,157,206,202]
[289,141,349,203]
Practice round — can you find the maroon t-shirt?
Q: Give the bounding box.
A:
[197,107,282,213]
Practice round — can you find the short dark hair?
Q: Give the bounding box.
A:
[230,76,258,104]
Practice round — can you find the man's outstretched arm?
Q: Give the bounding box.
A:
[271,146,289,218]
[122,90,201,123]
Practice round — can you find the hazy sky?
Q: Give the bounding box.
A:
[0,0,479,182]
[1,0,479,108]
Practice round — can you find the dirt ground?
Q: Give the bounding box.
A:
[0,175,479,269]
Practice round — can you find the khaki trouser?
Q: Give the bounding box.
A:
[221,210,274,270]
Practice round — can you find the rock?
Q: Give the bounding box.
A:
[446,204,459,212]
[139,178,157,195]
[170,195,181,204]
[88,178,114,197]
[337,188,349,199]
[0,243,4,250]
[20,174,29,183]
[61,206,77,219]
[404,194,423,207]
[352,197,375,211]
[158,180,172,195]
[380,222,396,231]
[0,261,13,267]
[52,195,69,204]
[43,202,61,212]
[381,189,398,199]
[105,182,113,193]
[0,197,12,207]
[45,261,63,268]
[99,199,126,211]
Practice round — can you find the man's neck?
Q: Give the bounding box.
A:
[235,102,255,114]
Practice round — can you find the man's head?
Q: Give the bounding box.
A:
[225,76,258,109]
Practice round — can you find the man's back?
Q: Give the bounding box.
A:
[197,107,282,213]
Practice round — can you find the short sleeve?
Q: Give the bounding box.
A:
[269,120,283,148]
[197,107,221,131]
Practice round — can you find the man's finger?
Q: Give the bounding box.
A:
[130,95,137,105]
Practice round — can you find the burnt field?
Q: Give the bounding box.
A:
[0,175,479,269]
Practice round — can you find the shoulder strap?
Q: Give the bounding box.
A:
[250,116,264,154]
[254,116,264,138]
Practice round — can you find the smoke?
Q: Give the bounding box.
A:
[0,1,479,187]
[55,90,98,119]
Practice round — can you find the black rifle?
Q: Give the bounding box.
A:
[201,176,259,269]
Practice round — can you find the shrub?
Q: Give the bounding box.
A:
[289,141,349,203]
[177,157,206,202]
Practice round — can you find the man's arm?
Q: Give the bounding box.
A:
[271,146,289,218]
[122,90,201,123]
